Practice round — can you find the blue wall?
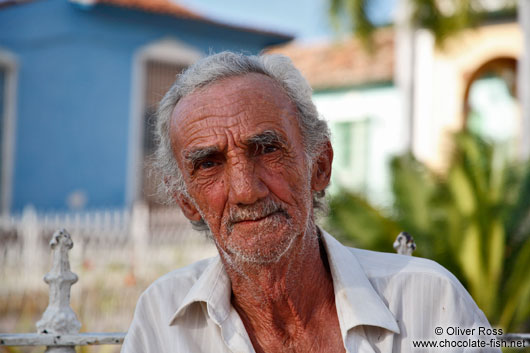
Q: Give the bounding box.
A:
[0,0,288,212]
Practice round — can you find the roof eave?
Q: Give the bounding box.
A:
[68,0,294,43]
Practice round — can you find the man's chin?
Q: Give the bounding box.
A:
[225,237,296,264]
[223,227,298,265]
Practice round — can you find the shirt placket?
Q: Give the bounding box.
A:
[217,306,256,353]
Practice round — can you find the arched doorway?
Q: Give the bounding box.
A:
[463,57,519,157]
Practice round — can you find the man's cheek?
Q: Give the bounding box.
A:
[196,184,228,221]
[272,174,309,203]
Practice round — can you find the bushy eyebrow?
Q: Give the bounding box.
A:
[181,130,286,168]
[245,130,286,148]
[182,146,219,168]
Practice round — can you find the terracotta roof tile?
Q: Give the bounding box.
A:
[94,0,203,20]
[267,29,395,90]
[74,0,293,40]
[2,1,292,41]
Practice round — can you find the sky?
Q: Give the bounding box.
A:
[180,0,398,42]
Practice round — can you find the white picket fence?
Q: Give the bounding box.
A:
[0,217,528,351]
[0,203,217,293]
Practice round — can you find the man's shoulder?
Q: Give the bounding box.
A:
[349,246,464,292]
[138,256,217,307]
[348,246,490,325]
[122,257,222,352]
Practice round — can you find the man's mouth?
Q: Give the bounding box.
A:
[233,210,285,224]
[225,199,290,233]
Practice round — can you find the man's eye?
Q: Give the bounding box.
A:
[262,145,278,154]
[199,160,217,169]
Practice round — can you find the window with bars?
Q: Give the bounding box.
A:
[0,66,5,205]
[142,60,187,206]
[331,119,372,193]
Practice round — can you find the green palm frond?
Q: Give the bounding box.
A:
[328,0,513,49]
[329,0,375,50]
[326,131,530,331]
[327,191,400,252]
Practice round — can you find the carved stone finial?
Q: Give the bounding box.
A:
[393,231,416,256]
[36,229,81,335]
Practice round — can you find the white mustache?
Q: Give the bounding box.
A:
[227,199,289,225]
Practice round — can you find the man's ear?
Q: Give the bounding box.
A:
[175,192,202,222]
[164,176,202,222]
[311,141,333,193]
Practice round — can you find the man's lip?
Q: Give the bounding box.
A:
[232,210,283,224]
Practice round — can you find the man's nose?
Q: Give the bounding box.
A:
[227,157,268,205]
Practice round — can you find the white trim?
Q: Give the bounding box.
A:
[68,0,97,6]
[519,0,530,159]
[126,38,202,207]
[0,49,18,214]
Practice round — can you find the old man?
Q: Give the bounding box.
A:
[122,52,498,352]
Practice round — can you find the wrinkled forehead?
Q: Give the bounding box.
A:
[172,73,295,121]
[169,73,302,151]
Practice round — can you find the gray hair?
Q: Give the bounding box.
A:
[154,51,330,229]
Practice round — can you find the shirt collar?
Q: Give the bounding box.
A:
[169,255,232,326]
[169,229,399,336]
[320,229,400,336]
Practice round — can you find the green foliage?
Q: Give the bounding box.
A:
[329,0,375,49]
[410,0,480,46]
[328,0,515,48]
[326,132,530,332]
[328,192,401,252]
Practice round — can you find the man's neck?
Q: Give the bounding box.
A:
[220,227,343,352]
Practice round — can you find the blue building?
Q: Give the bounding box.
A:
[0,0,292,213]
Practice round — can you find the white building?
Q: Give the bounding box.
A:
[270,11,524,204]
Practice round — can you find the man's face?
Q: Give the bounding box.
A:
[169,73,317,264]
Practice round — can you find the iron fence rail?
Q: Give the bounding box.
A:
[0,229,528,351]
[0,332,125,346]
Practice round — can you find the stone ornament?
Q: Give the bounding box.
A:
[36,229,81,335]
[393,231,416,256]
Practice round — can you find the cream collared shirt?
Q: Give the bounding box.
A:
[122,230,499,352]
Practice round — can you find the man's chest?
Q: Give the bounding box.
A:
[164,306,395,353]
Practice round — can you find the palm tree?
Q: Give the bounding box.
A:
[325,0,529,331]
[329,0,516,48]
[326,132,530,331]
